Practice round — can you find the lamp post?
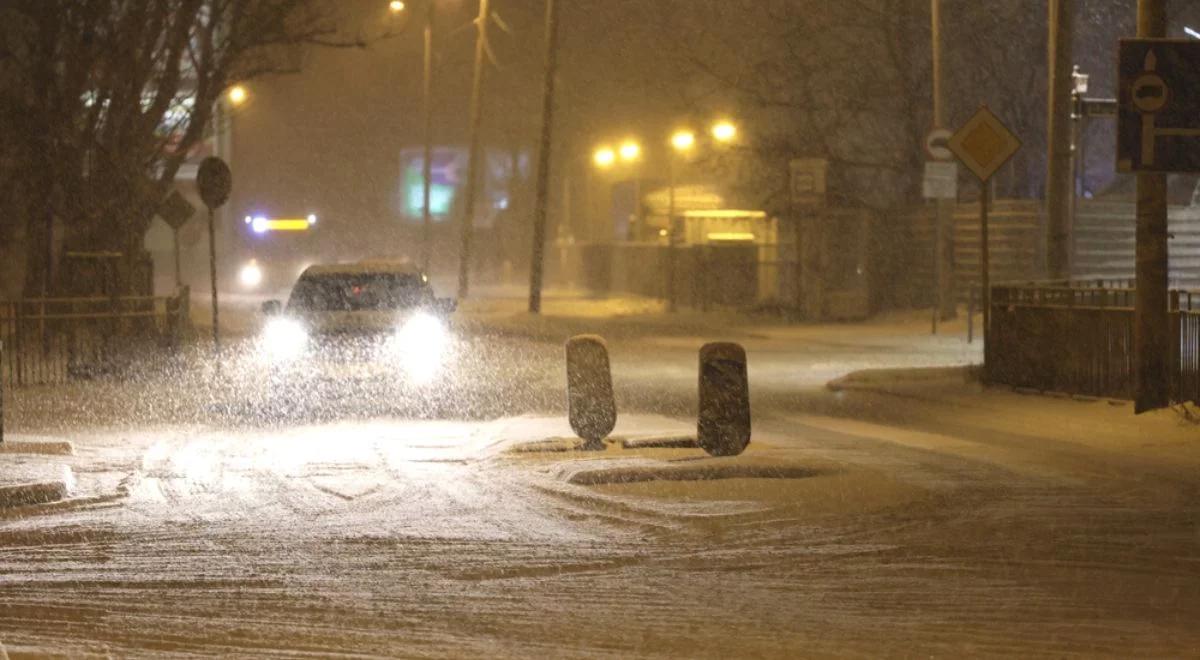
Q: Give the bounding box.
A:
[457,0,491,300]
[618,139,642,241]
[1069,64,1089,276]
[388,1,436,274]
[667,130,695,311]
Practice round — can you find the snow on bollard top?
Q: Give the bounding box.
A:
[698,342,751,457]
[565,335,617,448]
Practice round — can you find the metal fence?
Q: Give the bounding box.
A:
[0,288,189,387]
[988,281,1200,402]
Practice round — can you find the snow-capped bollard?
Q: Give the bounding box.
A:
[565,335,617,449]
[698,342,750,456]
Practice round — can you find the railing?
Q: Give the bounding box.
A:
[988,281,1200,402]
[0,288,190,387]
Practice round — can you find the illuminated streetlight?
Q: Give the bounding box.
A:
[671,130,696,152]
[593,146,616,168]
[711,120,737,143]
[389,0,406,13]
[618,140,641,162]
[227,85,247,106]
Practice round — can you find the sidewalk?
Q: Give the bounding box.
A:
[456,286,983,345]
[821,365,1200,470]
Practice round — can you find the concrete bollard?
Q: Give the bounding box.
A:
[698,342,751,457]
[565,335,617,449]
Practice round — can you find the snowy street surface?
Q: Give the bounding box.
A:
[2,296,1199,656]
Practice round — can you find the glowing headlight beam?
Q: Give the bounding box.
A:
[389,312,449,384]
[260,317,308,363]
[239,261,263,288]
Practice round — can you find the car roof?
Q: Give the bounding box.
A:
[301,260,425,278]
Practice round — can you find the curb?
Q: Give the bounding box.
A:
[0,480,70,508]
[621,434,698,449]
[0,440,75,456]
[826,365,981,393]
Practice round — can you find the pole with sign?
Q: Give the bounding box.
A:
[924,127,957,334]
[197,157,232,363]
[156,190,196,289]
[947,106,1022,360]
[1116,15,1195,411]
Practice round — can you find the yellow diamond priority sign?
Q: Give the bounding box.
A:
[948,105,1021,182]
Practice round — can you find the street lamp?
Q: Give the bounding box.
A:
[666,130,696,312]
[711,120,737,143]
[671,130,696,152]
[594,147,616,169]
[619,140,641,162]
[227,85,247,106]
[385,0,437,273]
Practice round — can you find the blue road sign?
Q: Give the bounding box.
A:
[1118,39,1200,173]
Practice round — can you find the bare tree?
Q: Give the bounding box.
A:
[673,0,1055,212]
[0,0,355,297]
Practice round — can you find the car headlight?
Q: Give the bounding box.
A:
[390,312,449,383]
[239,260,264,289]
[260,317,308,363]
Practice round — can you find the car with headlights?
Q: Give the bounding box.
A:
[255,260,457,390]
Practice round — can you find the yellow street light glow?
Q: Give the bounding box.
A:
[618,140,641,162]
[706,231,756,242]
[389,0,406,13]
[593,147,616,168]
[227,85,247,106]
[684,209,767,219]
[264,218,312,232]
[711,120,737,143]
[671,130,696,152]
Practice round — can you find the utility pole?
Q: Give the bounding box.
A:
[1046,0,1075,280]
[1134,0,1169,413]
[420,0,435,274]
[667,153,678,312]
[931,0,955,322]
[528,0,561,314]
[457,0,490,300]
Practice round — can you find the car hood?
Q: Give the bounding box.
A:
[290,310,420,336]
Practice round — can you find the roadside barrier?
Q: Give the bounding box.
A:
[698,342,751,456]
[565,335,617,449]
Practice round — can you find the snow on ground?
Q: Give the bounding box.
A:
[1,293,1198,656]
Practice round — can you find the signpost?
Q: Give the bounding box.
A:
[925,128,957,332]
[156,190,196,289]
[197,157,231,362]
[1117,40,1200,173]
[947,106,1022,358]
[789,158,827,320]
[1117,22,1186,411]
[924,127,954,162]
[922,161,957,200]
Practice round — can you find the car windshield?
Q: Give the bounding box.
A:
[287,272,431,312]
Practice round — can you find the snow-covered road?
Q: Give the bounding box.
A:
[1,316,1198,656]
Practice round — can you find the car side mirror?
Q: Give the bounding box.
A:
[435,297,457,315]
[261,300,282,316]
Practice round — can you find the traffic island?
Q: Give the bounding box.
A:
[508,436,616,453]
[566,461,823,486]
[0,479,70,508]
